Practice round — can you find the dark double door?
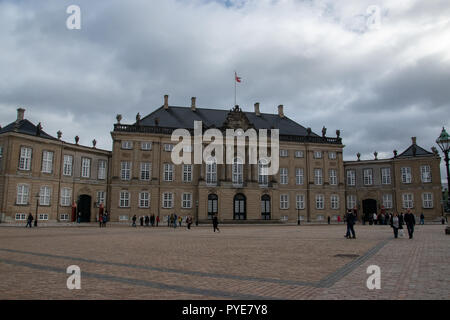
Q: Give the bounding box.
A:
[77,195,92,222]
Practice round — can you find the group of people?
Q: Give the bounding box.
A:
[98,211,109,227]
[364,212,425,226]
[131,214,160,227]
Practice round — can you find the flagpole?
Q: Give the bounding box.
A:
[234,71,237,106]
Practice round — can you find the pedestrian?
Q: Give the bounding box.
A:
[404,210,416,239]
[77,211,82,223]
[145,215,150,227]
[420,213,425,225]
[150,214,155,227]
[345,210,356,239]
[173,213,178,228]
[178,215,182,227]
[337,215,341,223]
[212,213,220,232]
[373,213,377,225]
[390,213,400,238]
[103,211,108,227]
[26,213,33,228]
[169,214,174,227]
[140,216,144,227]
[399,212,405,237]
[132,214,137,227]
[186,215,193,230]
[99,213,103,227]
[327,216,331,224]
[156,215,160,227]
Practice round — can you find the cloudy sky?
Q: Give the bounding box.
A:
[1,0,449,178]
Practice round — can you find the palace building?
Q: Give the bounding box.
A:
[0,98,444,224]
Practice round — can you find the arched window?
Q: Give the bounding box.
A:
[258,158,269,186]
[234,193,246,220]
[208,194,218,219]
[206,157,217,185]
[232,157,243,186]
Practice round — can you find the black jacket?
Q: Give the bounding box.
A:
[404,213,416,226]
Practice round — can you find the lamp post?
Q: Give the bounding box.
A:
[297,207,300,225]
[195,200,199,226]
[34,192,39,227]
[436,127,450,234]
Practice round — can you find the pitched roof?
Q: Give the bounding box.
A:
[0,119,57,140]
[396,143,434,158]
[138,105,320,137]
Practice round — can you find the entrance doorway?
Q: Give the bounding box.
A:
[362,199,377,223]
[77,195,92,222]
[233,193,246,220]
[261,195,271,220]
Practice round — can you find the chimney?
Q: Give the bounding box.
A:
[254,102,260,116]
[164,95,169,109]
[411,137,417,145]
[17,108,25,121]
[278,105,284,118]
[191,97,196,111]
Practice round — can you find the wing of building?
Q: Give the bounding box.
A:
[0,99,444,224]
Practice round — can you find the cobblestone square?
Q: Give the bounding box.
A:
[0,224,449,300]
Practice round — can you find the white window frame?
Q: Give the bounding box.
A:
[41,151,53,173]
[164,144,173,152]
[139,192,150,208]
[141,142,152,151]
[119,191,130,208]
[280,168,288,185]
[347,195,356,210]
[60,214,69,221]
[232,158,244,186]
[258,159,269,186]
[140,162,151,181]
[314,151,322,159]
[121,141,133,150]
[206,157,217,185]
[280,194,289,210]
[295,150,304,158]
[121,161,132,181]
[346,170,356,186]
[314,168,323,185]
[38,213,49,221]
[330,195,339,210]
[164,163,174,182]
[63,155,73,176]
[60,188,72,206]
[15,213,27,221]
[98,160,107,180]
[422,193,433,208]
[17,184,30,205]
[363,169,373,186]
[39,186,51,206]
[19,147,32,171]
[182,193,192,209]
[381,168,391,185]
[81,158,91,178]
[316,194,324,210]
[296,194,305,210]
[420,165,432,183]
[329,169,337,185]
[401,167,412,184]
[402,193,414,209]
[97,191,106,206]
[162,192,174,208]
[382,194,393,209]
[183,164,192,183]
[295,168,304,185]
[280,149,288,157]
[328,151,337,160]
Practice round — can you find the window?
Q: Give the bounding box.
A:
[328,151,336,160]
[330,195,339,210]
[183,164,192,182]
[422,193,433,208]
[329,169,337,185]
[402,193,414,209]
[280,168,288,185]
[280,149,288,157]
[164,163,174,181]
[382,194,393,209]
[208,194,218,219]
[182,193,192,209]
[232,158,244,185]
[258,159,269,186]
[121,141,133,149]
[206,157,217,185]
[314,168,323,185]
[121,161,131,181]
[17,184,29,205]
[363,169,373,185]
[296,194,305,210]
[295,168,304,185]
[60,214,69,221]
[19,147,32,170]
[119,215,129,221]
[98,160,107,180]
[314,151,322,159]
[164,144,173,152]
[280,194,289,209]
[162,192,173,208]
[38,214,48,220]
[347,195,356,209]
[60,188,72,206]
[0,146,3,162]
[140,162,151,181]
[39,186,51,206]
[41,151,53,173]
[139,192,150,208]
[401,167,412,184]
[420,165,431,183]
[141,142,152,151]
[97,191,106,206]
[346,170,356,186]
[381,168,391,184]
[81,158,91,178]
[295,150,304,158]
[183,145,192,153]
[63,155,73,176]
[316,194,324,210]
[119,191,130,207]
[15,213,26,221]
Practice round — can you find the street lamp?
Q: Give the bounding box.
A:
[297,207,300,225]
[195,200,199,226]
[436,127,450,234]
[34,192,39,227]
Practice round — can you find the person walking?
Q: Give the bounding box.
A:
[139,216,144,227]
[327,216,331,225]
[178,215,182,227]
[390,213,400,238]
[150,214,155,227]
[399,212,405,237]
[169,214,174,228]
[345,210,356,239]
[145,215,150,227]
[77,211,82,223]
[212,213,220,233]
[420,213,425,225]
[99,213,103,228]
[186,215,193,230]
[156,215,160,227]
[103,211,108,227]
[132,214,137,227]
[173,213,178,228]
[373,213,377,225]
[337,215,341,224]
[26,213,33,228]
[404,210,416,239]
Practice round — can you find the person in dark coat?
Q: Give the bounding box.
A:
[212,214,220,232]
[186,215,193,230]
[26,213,33,228]
[150,214,155,227]
[404,210,416,239]
[132,214,137,227]
[156,215,160,227]
[345,210,356,239]
[145,215,150,227]
[399,212,405,237]
[139,216,144,227]
[420,213,425,225]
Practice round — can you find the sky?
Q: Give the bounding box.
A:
[0,0,449,179]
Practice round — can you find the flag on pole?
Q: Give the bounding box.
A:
[235,72,242,83]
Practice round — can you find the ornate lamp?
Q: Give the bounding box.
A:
[436,127,450,234]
